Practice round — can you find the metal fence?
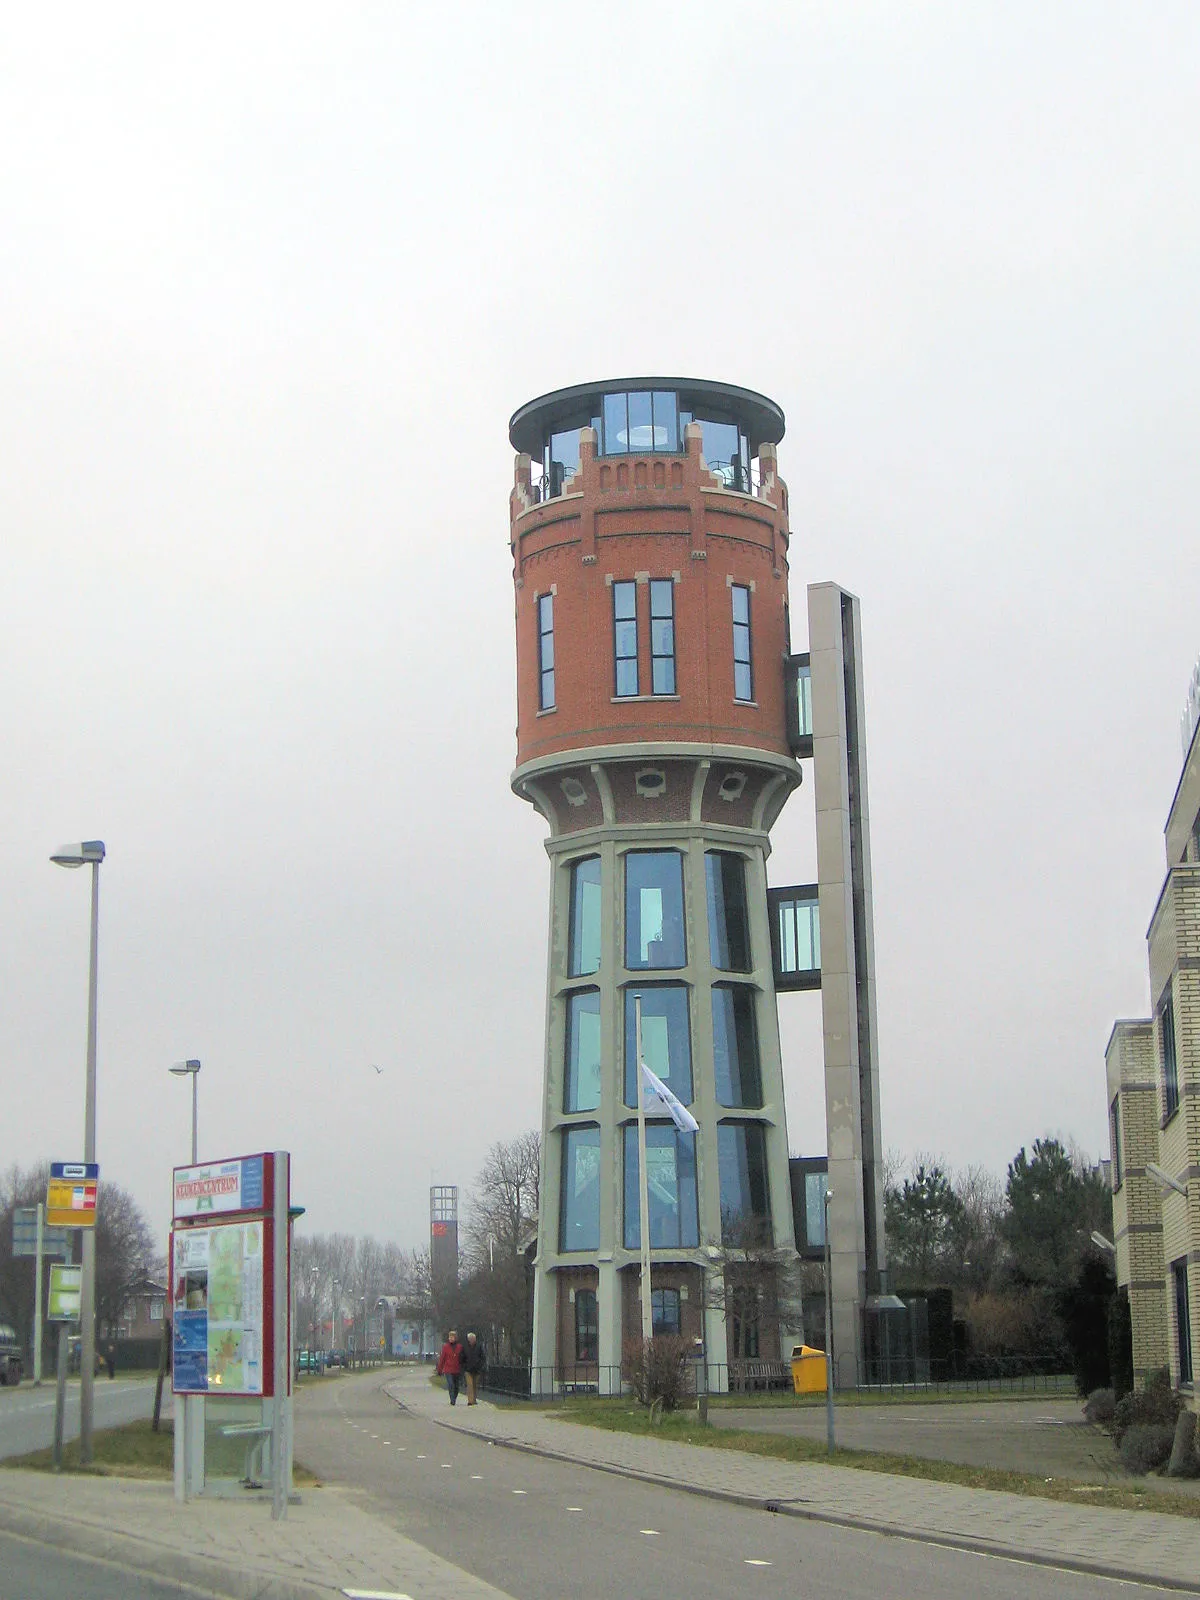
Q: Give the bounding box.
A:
[480,1354,1073,1402]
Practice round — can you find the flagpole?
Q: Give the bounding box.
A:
[635,994,653,1348]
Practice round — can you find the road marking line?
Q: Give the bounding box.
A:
[416,1453,426,1458]
[512,1488,527,1495]
[441,1463,452,1468]
[470,1474,483,1480]
[641,1528,659,1536]
[566,1506,582,1512]
[342,1591,414,1599]
[745,1559,772,1566]
[383,1440,391,1445]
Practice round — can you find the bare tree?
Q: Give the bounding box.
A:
[465,1132,541,1267]
[94,1182,156,1337]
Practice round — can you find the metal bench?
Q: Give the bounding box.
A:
[218,1422,273,1486]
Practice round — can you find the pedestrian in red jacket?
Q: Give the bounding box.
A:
[436,1330,464,1405]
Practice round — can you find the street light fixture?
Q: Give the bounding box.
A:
[168,1060,201,1165]
[50,840,104,1466]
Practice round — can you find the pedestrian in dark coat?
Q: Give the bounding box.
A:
[462,1331,486,1405]
[436,1330,464,1404]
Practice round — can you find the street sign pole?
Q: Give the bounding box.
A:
[52,1323,68,1470]
[271,1152,290,1522]
[33,1203,44,1386]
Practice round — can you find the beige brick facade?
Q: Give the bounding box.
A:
[1106,1021,1167,1381]
[1106,706,1200,1407]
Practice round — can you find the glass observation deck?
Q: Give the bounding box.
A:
[509,377,786,505]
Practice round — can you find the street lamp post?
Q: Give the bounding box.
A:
[823,1188,835,1454]
[169,1061,201,1164]
[50,840,104,1466]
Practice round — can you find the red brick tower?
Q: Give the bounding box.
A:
[509,380,803,1389]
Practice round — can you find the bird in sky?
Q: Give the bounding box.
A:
[372,1064,384,1075]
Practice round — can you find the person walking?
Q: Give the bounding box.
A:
[436,1329,464,1404]
[462,1331,486,1404]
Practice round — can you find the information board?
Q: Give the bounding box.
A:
[171,1220,265,1395]
[12,1208,70,1260]
[173,1155,265,1220]
[47,1264,82,1321]
[47,1163,99,1229]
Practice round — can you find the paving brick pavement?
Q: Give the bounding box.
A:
[388,1369,1200,1593]
[0,1464,515,1600]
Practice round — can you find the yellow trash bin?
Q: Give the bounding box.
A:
[791,1344,827,1395]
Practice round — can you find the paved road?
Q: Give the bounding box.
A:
[0,1530,197,1599]
[713,1396,1125,1479]
[294,1371,1178,1600]
[0,1379,155,1461]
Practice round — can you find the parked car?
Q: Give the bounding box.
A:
[297,1349,324,1374]
[0,1323,23,1386]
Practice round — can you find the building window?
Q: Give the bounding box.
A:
[732,585,753,702]
[1174,1258,1193,1386]
[614,581,639,697]
[624,985,692,1107]
[1109,1097,1123,1191]
[1160,986,1179,1119]
[625,850,686,970]
[150,1297,164,1322]
[713,985,763,1108]
[773,891,820,979]
[650,579,676,695]
[600,390,679,456]
[568,856,601,977]
[804,1172,827,1250]
[705,851,751,972]
[565,989,601,1113]
[574,1288,598,1363]
[718,1122,771,1243]
[559,1126,600,1252]
[537,593,555,710]
[652,1287,682,1337]
[623,1124,699,1249]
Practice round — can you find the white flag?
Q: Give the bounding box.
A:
[639,1061,699,1133]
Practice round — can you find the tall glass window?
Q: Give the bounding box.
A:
[537,593,555,710]
[1109,1097,1123,1191]
[574,1288,598,1362]
[560,1126,600,1252]
[1161,986,1179,1118]
[623,1124,699,1249]
[613,581,639,697]
[1174,1258,1193,1386]
[805,1172,827,1250]
[652,1287,682,1337]
[625,851,686,970]
[717,1122,771,1242]
[624,985,692,1106]
[564,989,601,1113]
[650,580,676,695]
[705,851,751,972]
[732,585,753,702]
[568,856,601,977]
[713,986,762,1107]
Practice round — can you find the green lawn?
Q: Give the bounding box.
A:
[2,1418,320,1485]
[553,1397,1200,1519]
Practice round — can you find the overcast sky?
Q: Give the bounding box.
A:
[2,5,1197,1252]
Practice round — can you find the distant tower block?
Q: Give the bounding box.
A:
[429,1185,459,1300]
[509,380,806,1392]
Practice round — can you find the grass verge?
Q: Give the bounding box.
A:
[1,1418,320,1486]
[553,1398,1200,1519]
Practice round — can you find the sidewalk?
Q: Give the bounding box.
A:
[388,1369,1200,1593]
[0,1465,514,1600]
